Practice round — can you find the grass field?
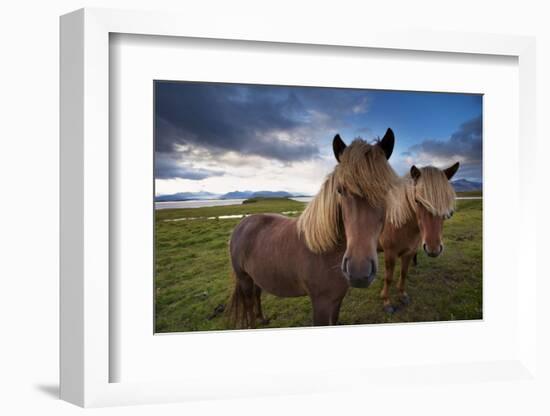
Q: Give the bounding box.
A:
[456,190,483,197]
[155,195,482,332]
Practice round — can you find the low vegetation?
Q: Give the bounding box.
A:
[456,190,482,197]
[155,197,482,332]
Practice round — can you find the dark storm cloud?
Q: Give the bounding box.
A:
[410,116,482,161]
[155,83,316,161]
[155,153,224,180]
[155,82,372,173]
[407,116,482,179]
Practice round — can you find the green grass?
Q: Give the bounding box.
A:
[155,197,482,332]
[456,190,482,197]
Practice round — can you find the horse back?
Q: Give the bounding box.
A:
[230,213,292,260]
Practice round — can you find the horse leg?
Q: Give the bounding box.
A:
[397,253,413,305]
[311,297,332,326]
[231,271,257,329]
[380,254,396,313]
[330,298,343,325]
[254,285,269,325]
[312,296,344,326]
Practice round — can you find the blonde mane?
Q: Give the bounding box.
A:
[297,139,398,253]
[296,172,342,254]
[385,177,416,227]
[386,166,456,227]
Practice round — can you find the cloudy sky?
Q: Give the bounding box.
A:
[155,81,482,196]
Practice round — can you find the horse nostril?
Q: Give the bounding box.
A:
[370,259,377,276]
[423,243,443,257]
[342,257,350,275]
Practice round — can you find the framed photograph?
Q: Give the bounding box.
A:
[60,8,538,408]
[153,80,482,332]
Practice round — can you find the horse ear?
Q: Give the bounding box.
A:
[444,162,460,180]
[410,165,421,181]
[333,134,347,163]
[378,128,395,160]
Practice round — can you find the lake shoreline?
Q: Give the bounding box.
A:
[155,197,314,210]
[155,195,482,210]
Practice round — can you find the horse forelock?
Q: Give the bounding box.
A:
[297,139,398,254]
[386,166,456,226]
[334,139,398,207]
[414,166,456,217]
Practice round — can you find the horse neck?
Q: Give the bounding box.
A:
[381,186,420,248]
[404,212,421,234]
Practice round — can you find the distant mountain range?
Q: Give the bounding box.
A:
[155,190,309,202]
[155,180,481,202]
[220,190,297,199]
[451,179,482,192]
[155,191,219,202]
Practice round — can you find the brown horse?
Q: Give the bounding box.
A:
[378,163,460,313]
[228,130,399,328]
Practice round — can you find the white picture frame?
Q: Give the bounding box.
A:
[60,7,538,408]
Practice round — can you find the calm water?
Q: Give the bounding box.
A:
[156,195,478,210]
[155,199,245,210]
[155,197,314,210]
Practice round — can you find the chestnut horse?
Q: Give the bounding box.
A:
[378,163,460,313]
[228,130,398,327]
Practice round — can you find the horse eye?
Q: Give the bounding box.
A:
[337,186,344,195]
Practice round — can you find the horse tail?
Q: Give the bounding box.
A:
[227,272,248,328]
[227,272,258,328]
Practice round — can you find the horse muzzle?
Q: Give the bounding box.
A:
[342,257,377,288]
[423,243,443,258]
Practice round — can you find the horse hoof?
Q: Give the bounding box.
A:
[399,295,411,306]
[383,305,395,314]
